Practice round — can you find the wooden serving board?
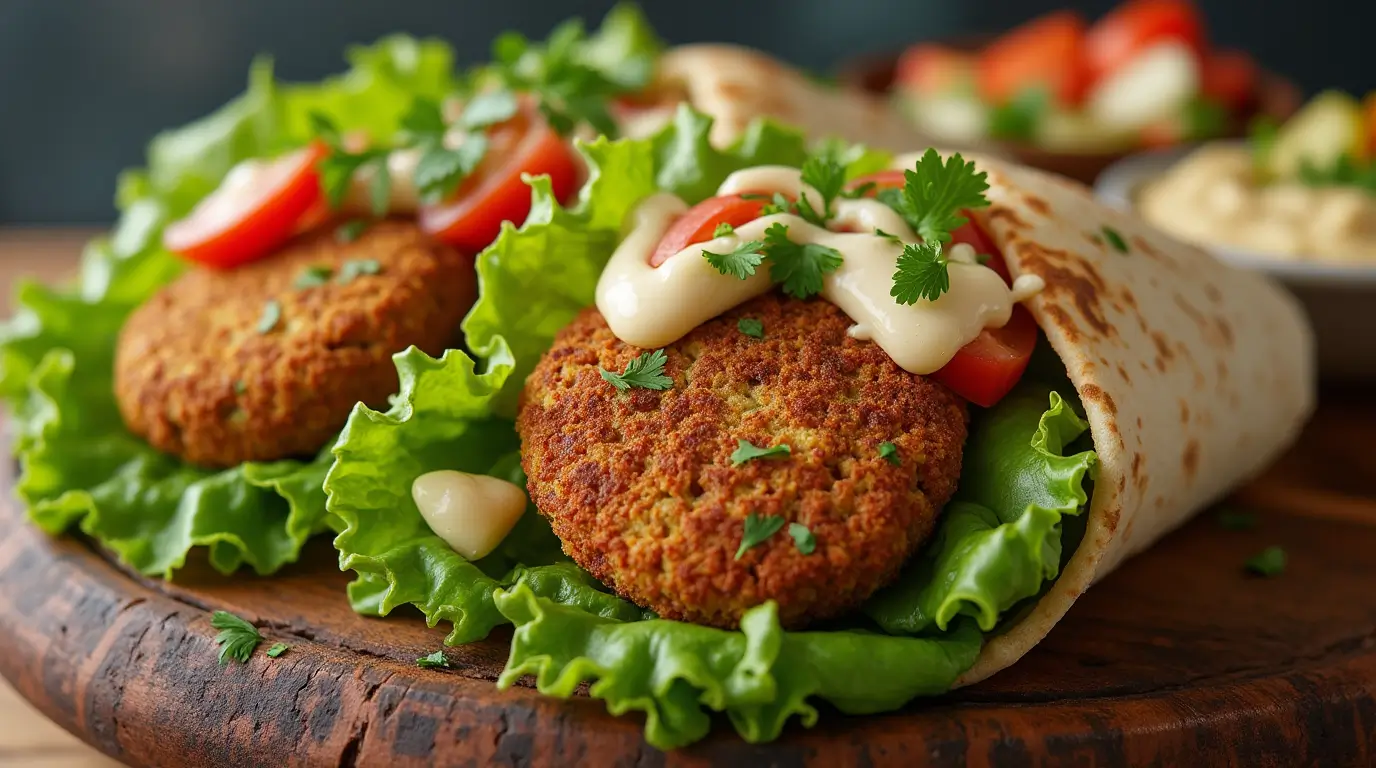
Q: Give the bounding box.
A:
[1,394,1374,767]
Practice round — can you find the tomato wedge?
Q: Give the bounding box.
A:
[649,195,769,267]
[419,107,581,254]
[850,170,1038,406]
[1085,0,1205,83]
[978,11,1093,107]
[163,142,327,269]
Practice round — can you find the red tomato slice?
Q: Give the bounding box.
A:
[895,44,977,96]
[1200,49,1258,112]
[978,11,1092,107]
[419,108,581,253]
[649,195,769,267]
[163,142,327,269]
[848,170,1037,406]
[1085,0,1205,83]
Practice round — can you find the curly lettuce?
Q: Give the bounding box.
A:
[0,36,462,577]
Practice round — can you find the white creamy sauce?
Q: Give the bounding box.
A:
[411,470,528,561]
[594,165,1041,374]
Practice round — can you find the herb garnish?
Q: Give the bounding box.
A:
[1217,510,1257,531]
[310,112,392,216]
[293,264,333,290]
[730,439,791,467]
[233,380,247,395]
[891,241,949,305]
[878,441,901,466]
[987,87,1049,142]
[266,643,289,658]
[713,222,736,238]
[737,317,765,339]
[874,228,903,244]
[335,219,371,243]
[703,240,766,279]
[1298,154,1376,194]
[211,611,264,665]
[256,300,282,334]
[1102,226,1129,254]
[735,513,786,559]
[762,223,843,299]
[416,650,451,669]
[795,152,848,225]
[403,96,509,204]
[788,522,816,555]
[337,258,383,284]
[600,349,673,392]
[1245,546,1286,577]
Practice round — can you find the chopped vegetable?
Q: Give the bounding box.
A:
[737,318,765,339]
[1216,509,1257,530]
[266,643,289,658]
[878,442,901,466]
[730,439,791,467]
[1102,226,1130,253]
[735,513,786,559]
[211,611,264,665]
[293,265,333,290]
[599,349,673,392]
[788,522,816,555]
[256,300,282,334]
[713,222,735,237]
[337,258,383,284]
[1245,546,1286,577]
[416,650,451,669]
[335,219,371,243]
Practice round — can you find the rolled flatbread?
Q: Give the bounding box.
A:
[622,44,929,150]
[958,156,1314,683]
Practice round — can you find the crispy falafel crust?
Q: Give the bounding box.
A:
[114,220,474,468]
[518,294,969,629]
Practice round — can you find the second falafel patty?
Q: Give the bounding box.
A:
[518,293,969,629]
[115,220,474,468]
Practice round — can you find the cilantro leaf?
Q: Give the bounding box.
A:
[735,513,786,559]
[256,300,282,334]
[458,90,519,130]
[337,259,383,284]
[600,349,673,392]
[890,241,949,305]
[762,223,842,299]
[211,611,264,665]
[414,135,489,203]
[737,317,765,339]
[878,441,901,466]
[713,222,735,238]
[335,219,371,243]
[399,98,447,141]
[293,264,333,290]
[1245,546,1286,577]
[1102,226,1129,254]
[797,152,848,224]
[730,438,791,467]
[266,643,289,658]
[703,240,766,280]
[878,148,990,245]
[987,87,1049,142]
[416,650,451,669]
[788,522,816,555]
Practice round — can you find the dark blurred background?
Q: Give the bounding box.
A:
[1,0,1369,224]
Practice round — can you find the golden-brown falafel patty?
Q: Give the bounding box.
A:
[115,220,475,467]
[518,293,969,629]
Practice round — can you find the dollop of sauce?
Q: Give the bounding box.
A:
[411,470,528,561]
[594,166,1041,374]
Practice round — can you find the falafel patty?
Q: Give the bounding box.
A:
[115,220,474,467]
[518,293,969,629]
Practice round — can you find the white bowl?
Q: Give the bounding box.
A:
[1095,147,1376,381]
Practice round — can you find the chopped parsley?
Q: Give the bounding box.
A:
[1217,509,1257,531]
[256,300,282,334]
[878,441,901,466]
[310,112,392,215]
[876,148,990,246]
[600,349,673,392]
[890,241,949,305]
[788,522,816,555]
[416,650,451,669]
[335,218,371,243]
[337,258,383,284]
[403,97,496,204]
[874,228,903,244]
[210,611,263,665]
[795,152,848,225]
[737,317,765,339]
[735,513,786,559]
[233,380,247,395]
[762,223,843,299]
[713,221,735,238]
[1245,546,1286,577]
[703,240,766,279]
[1102,226,1129,254]
[740,191,793,216]
[266,643,289,658]
[730,438,791,467]
[293,264,333,290]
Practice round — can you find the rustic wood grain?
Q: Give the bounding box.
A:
[2,229,1375,766]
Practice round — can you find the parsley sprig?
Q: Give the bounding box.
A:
[311,113,392,216]
[211,611,264,665]
[701,224,842,300]
[703,240,766,279]
[600,349,673,392]
[730,439,791,466]
[879,149,990,304]
[890,241,949,305]
[403,93,516,204]
[735,513,786,559]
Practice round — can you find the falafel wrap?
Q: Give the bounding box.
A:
[322,106,1313,749]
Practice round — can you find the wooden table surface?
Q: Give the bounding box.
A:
[0,228,122,768]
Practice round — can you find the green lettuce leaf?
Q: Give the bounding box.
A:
[494,582,981,750]
[0,36,461,577]
[863,382,1098,634]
